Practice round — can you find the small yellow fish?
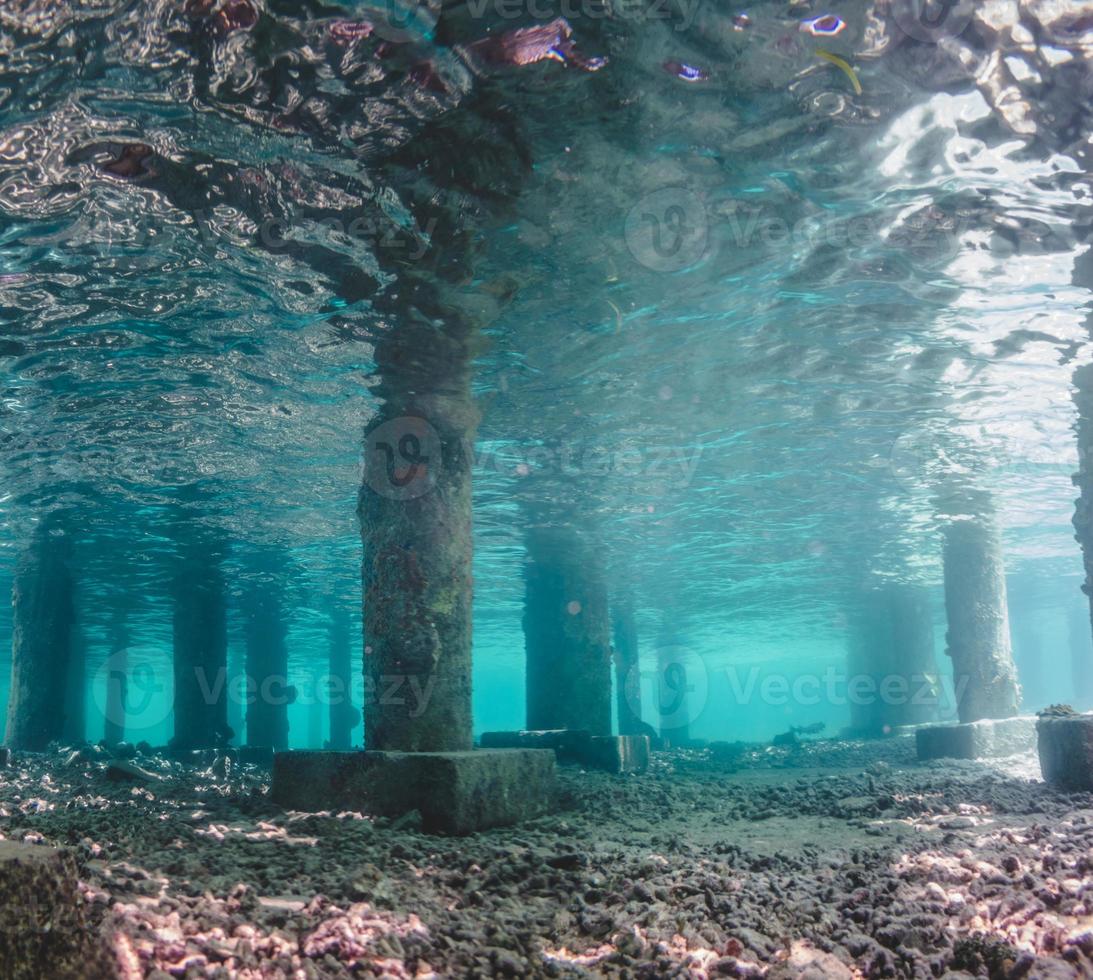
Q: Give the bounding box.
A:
[815,48,862,95]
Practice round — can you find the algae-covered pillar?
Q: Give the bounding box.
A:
[5,514,76,750]
[327,607,358,749]
[102,608,128,747]
[171,540,230,749]
[244,589,292,750]
[612,599,643,736]
[358,282,480,753]
[523,525,612,736]
[942,515,1020,722]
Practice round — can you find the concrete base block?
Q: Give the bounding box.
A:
[479,730,651,774]
[271,749,556,834]
[239,745,275,767]
[479,729,589,762]
[916,716,1036,761]
[1037,713,1093,790]
[579,735,650,774]
[0,842,113,979]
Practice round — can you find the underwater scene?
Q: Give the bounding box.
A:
[0,0,1092,976]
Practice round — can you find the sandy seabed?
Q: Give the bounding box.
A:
[1,737,1092,979]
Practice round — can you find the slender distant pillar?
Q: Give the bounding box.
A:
[103,611,128,747]
[328,608,358,749]
[524,526,612,736]
[613,600,642,735]
[5,517,75,750]
[942,517,1020,722]
[171,556,229,749]
[358,290,479,753]
[1011,611,1047,712]
[244,592,292,750]
[656,631,692,744]
[845,598,890,735]
[62,624,86,744]
[886,585,940,728]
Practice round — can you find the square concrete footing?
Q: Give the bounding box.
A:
[916,716,1036,761]
[0,842,113,979]
[480,729,589,762]
[580,735,651,774]
[1037,713,1093,790]
[271,749,556,834]
[479,730,650,773]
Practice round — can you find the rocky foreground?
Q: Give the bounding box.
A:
[0,738,1092,979]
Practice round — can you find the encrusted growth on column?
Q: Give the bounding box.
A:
[943,516,1020,723]
[5,514,76,751]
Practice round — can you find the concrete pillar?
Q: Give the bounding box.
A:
[244,591,293,750]
[62,624,85,744]
[328,607,358,749]
[886,585,940,728]
[171,551,230,749]
[358,291,479,753]
[4,516,75,751]
[103,609,128,746]
[942,517,1020,723]
[1011,610,1048,712]
[524,526,612,736]
[655,631,692,743]
[612,599,642,736]
[845,600,886,735]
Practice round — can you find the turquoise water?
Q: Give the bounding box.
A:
[0,0,1090,747]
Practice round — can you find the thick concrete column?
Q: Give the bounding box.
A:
[328,607,358,749]
[886,585,940,728]
[5,516,75,750]
[612,599,642,736]
[358,285,479,753]
[103,610,128,747]
[942,517,1020,723]
[524,526,612,736]
[244,591,293,750]
[171,550,230,749]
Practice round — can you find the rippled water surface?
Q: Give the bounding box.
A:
[0,0,1090,740]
